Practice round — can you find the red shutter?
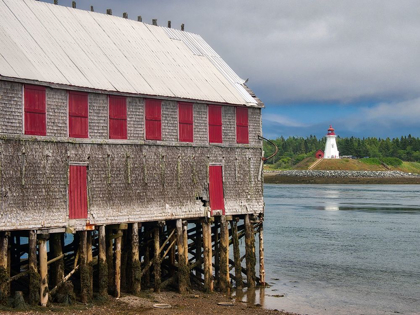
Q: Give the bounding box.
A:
[69,165,88,219]
[236,107,249,144]
[24,85,46,136]
[109,96,127,139]
[208,105,222,143]
[145,99,162,140]
[179,102,193,142]
[69,91,88,138]
[209,165,225,215]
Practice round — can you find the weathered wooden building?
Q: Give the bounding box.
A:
[0,0,265,306]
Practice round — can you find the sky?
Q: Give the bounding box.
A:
[41,0,420,139]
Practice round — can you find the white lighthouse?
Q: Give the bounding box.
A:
[324,125,339,159]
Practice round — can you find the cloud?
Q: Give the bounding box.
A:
[42,0,420,107]
[263,114,307,128]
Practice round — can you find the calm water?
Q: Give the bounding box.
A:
[261,184,420,315]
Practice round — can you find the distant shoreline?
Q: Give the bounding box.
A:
[264,170,420,184]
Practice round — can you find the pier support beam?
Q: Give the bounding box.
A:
[28,231,39,305]
[176,219,189,293]
[0,232,9,303]
[202,220,213,292]
[39,234,49,306]
[79,231,91,303]
[153,227,161,293]
[259,221,266,286]
[232,218,243,288]
[106,228,115,295]
[219,216,230,293]
[50,233,64,290]
[131,223,141,294]
[115,231,122,298]
[98,225,108,298]
[245,214,256,288]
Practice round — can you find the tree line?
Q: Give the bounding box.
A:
[263,135,420,168]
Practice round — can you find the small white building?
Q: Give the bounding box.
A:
[324,125,339,159]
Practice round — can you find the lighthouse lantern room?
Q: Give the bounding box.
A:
[324,125,340,159]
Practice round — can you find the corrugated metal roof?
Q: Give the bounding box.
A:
[0,0,259,106]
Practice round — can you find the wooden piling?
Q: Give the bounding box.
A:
[0,232,9,302]
[39,235,48,307]
[28,231,39,305]
[153,227,161,293]
[115,231,122,298]
[258,222,266,286]
[79,231,91,303]
[98,225,108,298]
[176,219,189,293]
[143,227,151,287]
[232,218,243,288]
[244,214,256,287]
[131,223,141,294]
[202,220,213,292]
[214,219,220,286]
[87,232,93,295]
[195,222,202,278]
[106,229,115,295]
[50,233,64,289]
[219,216,230,292]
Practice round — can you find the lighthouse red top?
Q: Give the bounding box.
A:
[327,125,336,136]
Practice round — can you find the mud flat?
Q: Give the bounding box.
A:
[264,170,420,184]
[0,290,297,315]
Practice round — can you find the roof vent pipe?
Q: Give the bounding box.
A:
[152,19,158,26]
[106,9,112,15]
[71,1,76,8]
[137,16,142,22]
[90,6,94,12]
[181,24,185,31]
[54,0,58,4]
[168,21,171,28]
[123,12,128,19]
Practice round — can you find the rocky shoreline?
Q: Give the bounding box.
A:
[264,170,420,184]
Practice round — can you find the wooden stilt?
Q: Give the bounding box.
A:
[121,230,128,290]
[87,231,93,296]
[244,215,256,288]
[98,225,108,298]
[106,228,115,295]
[79,231,90,303]
[169,223,176,278]
[143,227,151,287]
[258,221,266,286]
[115,231,122,298]
[50,233,64,289]
[153,227,161,293]
[214,219,220,287]
[195,222,202,279]
[176,219,189,293]
[28,230,39,305]
[39,235,49,307]
[0,232,9,302]
[131,223,141,294]
[232,218,243,288]
[183,222,188,265]
[202,220,213,292]
[219,216,230,292]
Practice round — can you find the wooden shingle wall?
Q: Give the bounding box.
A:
[0,80,263,231]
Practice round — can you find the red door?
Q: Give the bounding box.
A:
[69,165,88,219]
[209,165,225,215]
